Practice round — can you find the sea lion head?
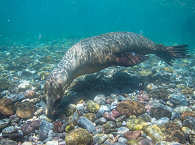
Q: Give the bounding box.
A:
[45,76,66,119]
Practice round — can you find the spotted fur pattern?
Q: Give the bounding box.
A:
[45,32,158,117]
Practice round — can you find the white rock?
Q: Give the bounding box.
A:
[45,140,58,145]
[117,127,129,134]
[94,94,106,105]
[18,80,31,90]
[76,103,85,113]
[153,117,169,126]
[118,137,128,144]
[22,142,33,145]
[174,106,192,113]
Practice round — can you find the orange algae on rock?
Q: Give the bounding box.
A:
[163,122,187,144]
[116,100,145,116]
[0,98,15,116]
[16,102,34,119]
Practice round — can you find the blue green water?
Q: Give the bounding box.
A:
[0,0,195,48]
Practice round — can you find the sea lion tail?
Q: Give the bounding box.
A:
[156,44,190,65]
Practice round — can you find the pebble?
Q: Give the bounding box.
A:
[7,93,25,102]
[169,93,188,106]
[150,105,172,119]
[144,125,164,142]
[174,106,192,113]
[0,118,10,129]
[76,103,85,113]
[87,100,100,113]
[191,104,195,111]
[16,102,34,119]
[103,121,117,133]
[110,99,118,110]
[45,140,58,145]
[189,133,195,145]
[117,95,127,101]
[94,94,106,105]
[65,128,93,145]
[146,83,157,90]
[117,127,129,134]
[2,125,23,139]
[152,117,169,126]
[103,139,113,145]
[93,133,108,144]
[127,118,148,130]
[21,120,40,135]
[158,141,182,145]
[103,112,115,120]
[122,121,126,126]
[113,142,126,145]
[117,100,146,117]
[53,120,65,133]
[72,111,79,122]
[139,113,152,122]
[0,138,18,145]
[183,116,195,130]
[124,130,141,140]
[77,116,96,134]
[9,115,20,125]
[39,119,54,140]
[21,142,33,145]
[0,98,15,116]
[95,125,104,133]
[111,109,120,118]
[18,80,31,90]
[96,105,111,118]
[171,111,180,120]
[84,112,96,122]
[24,89,35,98]
[95,117,107,125]
[137,137,153,145]
[2,126,17,134]
[118,137,128,144]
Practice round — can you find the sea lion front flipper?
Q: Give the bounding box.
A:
[114,52,148,67]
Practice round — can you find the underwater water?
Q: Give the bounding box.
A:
[0,0,195,145]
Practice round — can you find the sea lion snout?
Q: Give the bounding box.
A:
[45,78,65,118]
[46,94,62,119]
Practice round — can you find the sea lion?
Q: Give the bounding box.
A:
[45,32,189,118]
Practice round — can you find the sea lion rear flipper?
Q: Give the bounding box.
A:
[114,52,148,67]
[156,44,190,65]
